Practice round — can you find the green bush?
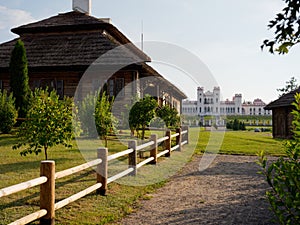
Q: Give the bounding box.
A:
[226,119,246,131]
[258,93,300,225]
[0,90,18,133]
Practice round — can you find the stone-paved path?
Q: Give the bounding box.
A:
[118,155,277,225]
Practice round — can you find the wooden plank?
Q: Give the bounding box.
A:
[136,141,155,151]
[54,183,102,210]
[97,148,107,196]
[171,145,180,151]
[8,209,47,225]
[171,133,179,138]
[128,141,137,176]
[107,148,133,161]
[107,168,134,184]
[181,140,188,146]
[176,128,182,151]
[136,157,154,169]
[157,136,169,144]
[0,176,47,198]
[149,134,157,164]
[181,130,188,135]
[165,130,172,157]
[40,161,55,225]
[157,150,169,158]
[55,159,102,179]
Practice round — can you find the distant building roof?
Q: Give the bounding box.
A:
[264,88,300,109]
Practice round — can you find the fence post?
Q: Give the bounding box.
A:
[40,161,55,225]
[97,147,108,196]
[150,134,158,164]
[176,127,182,151]
[128,140,137,175]
[182,125,189,144]
[165,130,171,157]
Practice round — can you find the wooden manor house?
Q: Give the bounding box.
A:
[0,1,186,114]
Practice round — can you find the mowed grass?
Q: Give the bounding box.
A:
[196,128,285,156]
[0,128,284,224]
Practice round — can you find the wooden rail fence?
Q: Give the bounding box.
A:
[0,126,189,225]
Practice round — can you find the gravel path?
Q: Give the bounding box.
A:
[118,154,278,225]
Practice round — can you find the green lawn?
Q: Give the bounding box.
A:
[0,128,285,224]
[196,129,285,156]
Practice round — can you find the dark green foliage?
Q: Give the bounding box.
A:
[226,119,246,131]
[94,92,117,147]
[13,89,81,160]
[9,39,30,118]
[129,95,157,139]
[0,90,18,133]
[261,0,300,54]
[258,93,300,225]
[156,105,180,128]
[277,77,299,97]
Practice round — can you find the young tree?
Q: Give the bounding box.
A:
[13,89,81,160]
[129,95,157,139]
[9,39,31,118]
[0,90,18,133]
[277,76,299,97]
[94,92,117,147]
[156,105,180,128]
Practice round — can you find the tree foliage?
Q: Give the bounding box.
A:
[258,93,300,224]
[94,92,117,146]
[9,39,31,118]
[78,92,98,137]
[13,89,81,160]
[262,0,300,54]
[0,90,18,133]
[277,76,299,97]
[129,95,157,139]
[156,105,180,128]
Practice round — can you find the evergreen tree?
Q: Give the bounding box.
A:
[9,39,30,118]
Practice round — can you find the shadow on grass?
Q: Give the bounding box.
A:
[0,134,18,147]
[0,158,70,174]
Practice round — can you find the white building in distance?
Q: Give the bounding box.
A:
[182,87,272,117]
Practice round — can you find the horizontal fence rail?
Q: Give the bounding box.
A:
[1,126,189,225]
[0,176,48,198]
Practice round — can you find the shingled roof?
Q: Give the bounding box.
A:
[0,11,150,69]
[264,88,300,109]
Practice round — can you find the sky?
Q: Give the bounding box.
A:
[1,0,300,103]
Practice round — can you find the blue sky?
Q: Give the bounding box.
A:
[1,0,300,103]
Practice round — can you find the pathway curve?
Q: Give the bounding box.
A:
[118,154,278,225]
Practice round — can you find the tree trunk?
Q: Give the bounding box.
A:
[44,146,48,160]
[142,126,145,140]
[105,136,108,148]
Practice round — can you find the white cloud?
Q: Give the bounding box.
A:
[0,5,35,30]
